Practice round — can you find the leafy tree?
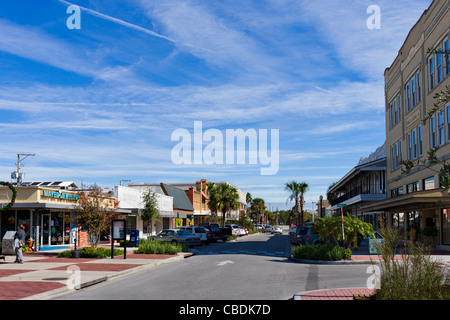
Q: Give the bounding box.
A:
[278,206,296,225]
[140,188,160,236]
[284,181,309,226]
[312,214,374,249]
[76,184,116,248]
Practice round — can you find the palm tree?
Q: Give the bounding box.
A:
[250,198,266,224]
[245,192,252,216]
[209,183,240,227]
[284,181,309,227]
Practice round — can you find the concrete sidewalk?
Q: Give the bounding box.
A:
[0,248,190,300]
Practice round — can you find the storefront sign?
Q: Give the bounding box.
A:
[112,220,125,240]
[112,219,127,260]
[42,189,81,201]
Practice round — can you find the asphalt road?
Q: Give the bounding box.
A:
[57,229,371,300]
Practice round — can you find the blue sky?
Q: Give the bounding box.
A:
[0,0,431,210]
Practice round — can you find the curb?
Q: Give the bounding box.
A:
[289,255,380,265]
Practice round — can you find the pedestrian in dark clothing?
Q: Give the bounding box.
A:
[14,225,26,264]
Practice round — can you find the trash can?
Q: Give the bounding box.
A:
[2,231,17,255]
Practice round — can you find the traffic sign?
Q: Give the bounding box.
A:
[337,204,347,208]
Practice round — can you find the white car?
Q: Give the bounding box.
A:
[177,226,208,244]
[226,224,246,236]
[271,225,283,234]
[263,225,272,233]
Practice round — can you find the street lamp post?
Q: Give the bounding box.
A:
[319,195,323,218]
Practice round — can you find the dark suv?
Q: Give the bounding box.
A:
[295,225,320,245]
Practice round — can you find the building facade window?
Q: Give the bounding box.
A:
[418,125,423,157]
[406,181,419,194]
[407,133,412,160]
[391,186,404,198]
[428,56,434,91]
[444,38,449,77]
[389,93,401,128]
[430,115,436,149]
[447,105,450,143]
[438,110,445,146]
[436,49,442,84]
[423,176,435,190]
[405,69,421,113]
[390,140,402,171]
[405,83,411,112]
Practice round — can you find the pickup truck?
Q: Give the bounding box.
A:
[199,223,232,242]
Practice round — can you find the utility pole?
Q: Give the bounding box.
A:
[12,153,35,186]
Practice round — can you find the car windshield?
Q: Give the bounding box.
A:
[209,226,220,232]
[297,227,308,235]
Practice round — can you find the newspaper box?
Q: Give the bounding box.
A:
[2,231,16,255]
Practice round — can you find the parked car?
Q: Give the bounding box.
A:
[295,225,320,245]
[239,226,248,235]
[177,226,209,244]
[199,223,232,242]
[271,225,283,234]
[150,229,201,247]
[254,224,263,230]
[262,225,272,233]
[225,224,246,236]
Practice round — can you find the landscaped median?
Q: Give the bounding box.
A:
[290,243,356,264]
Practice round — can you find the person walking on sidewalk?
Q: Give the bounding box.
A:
[14,225,26,264]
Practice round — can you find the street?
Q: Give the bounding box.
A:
[57,229,372,300]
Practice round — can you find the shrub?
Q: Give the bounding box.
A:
[134,239,186,255]
[375,223,450,300]
[57,247,124,258]
[344,248,352,260]
[291,244,344,261]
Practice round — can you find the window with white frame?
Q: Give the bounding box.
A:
[389,93,401,128]
[417,71,421,102]
[407,128,419,161]
[405,83,411,113]
[391,140,402,171]
[437,48,443,84]
[444,38,449,77]
[438,110,445,146]
[418,125,423,157]
[430,115,436,149]
[407,133,412,160]
[405,69,421,114]
[447,105,450,143]
[428,55,434,91]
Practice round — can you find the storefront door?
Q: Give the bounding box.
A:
[41,214,51,246]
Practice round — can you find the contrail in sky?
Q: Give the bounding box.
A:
[57,0,176,43]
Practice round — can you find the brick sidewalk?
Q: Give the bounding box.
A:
[0,251,185,300]
[296,288,375,300]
